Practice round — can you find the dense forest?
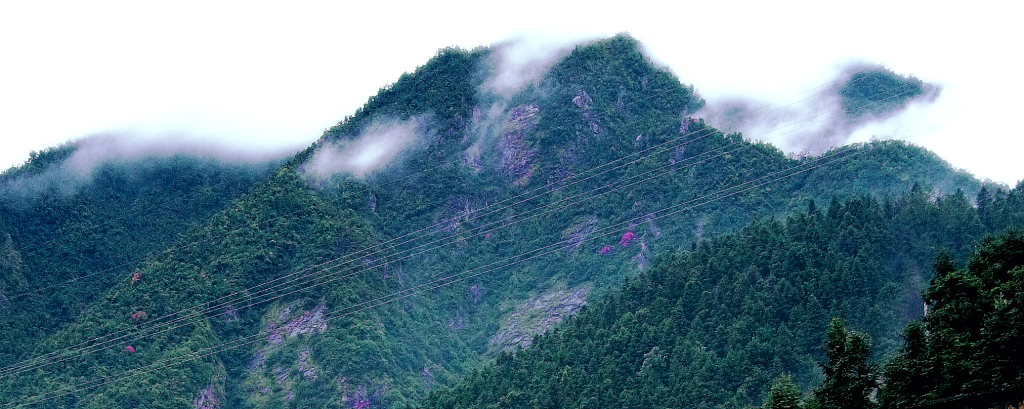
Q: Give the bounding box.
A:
[0,147,273,368]
[838,68,933,120]
[878,231,1024,408]
[0,34,1017,408]
[418,186,1024,409]
[761,230,1024,409]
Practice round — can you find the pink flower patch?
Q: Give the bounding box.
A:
[620,231,637,247]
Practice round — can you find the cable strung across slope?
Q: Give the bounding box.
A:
[0,128,731,379]
[0,77,905,387]
[4,141,867,408]
[2,79,921,387]
[1,72,866,302]
[0,84,920,381]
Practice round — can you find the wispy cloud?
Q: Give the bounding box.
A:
[301,118,423,180]
[65,132,299,173]
[1,132,293,197]
[482,36,578,97]
[700,63,943,155]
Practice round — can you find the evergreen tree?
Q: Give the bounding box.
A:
[881,231,1024,406]
[878,323,928,409]
[808,319,876,409]
[765,375,803,409]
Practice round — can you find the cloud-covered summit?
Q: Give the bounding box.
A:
[700,63,943,155]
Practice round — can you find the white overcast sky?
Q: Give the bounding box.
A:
[1,1,1020,185]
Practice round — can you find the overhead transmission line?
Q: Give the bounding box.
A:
[1,73,858,301]
[5,141,867,409]
[0,83,917,381]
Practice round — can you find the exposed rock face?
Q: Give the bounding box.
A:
[695,217,709,240]
[298,349,318,381]
[572,90,593,110]
[248,351,266,371]
[273,367,289,385]
[491,287,591,350]
[669,145,687,165]
[470,284,483,303]
[342,384,387,409]
[221,305,239,323]
[563,217,599,253]
[499,104,540,186]
[646,214,662,238]
[267,304,328,344]
[573,90,603,135]
[193,385,220,409]
[633,240,652,270]
[439,196,478,233]
[244,304,328,404]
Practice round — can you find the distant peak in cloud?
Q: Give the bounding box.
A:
[700,62,943,155]
[835,63,941,121]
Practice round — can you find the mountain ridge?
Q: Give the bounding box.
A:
[0,34,1008,408]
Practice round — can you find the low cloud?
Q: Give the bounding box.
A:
[67,132,299,173]
[462,102,509,170]
[302,118,423,180]
[1,132,296,197]
[483,36,578,97]
[700,63,943,155]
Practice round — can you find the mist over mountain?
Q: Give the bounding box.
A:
[701,64,942,156]
[0,144,273,372]
[1,132,295,199]
[0,34,1019,409]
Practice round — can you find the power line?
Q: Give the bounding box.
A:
[0,130,731,378]
[0,72,863,301]
[5,144,865,408]
[0,83,919,380]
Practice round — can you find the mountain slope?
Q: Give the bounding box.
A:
[420,186,1024,409]
[0,147,273,368]
[0,35,999,408]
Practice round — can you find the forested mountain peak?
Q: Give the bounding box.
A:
[0,35,1017,409]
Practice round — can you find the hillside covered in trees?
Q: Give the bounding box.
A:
[0,35,1017,408]
[419,187,1024,409]
[0,147,274,369]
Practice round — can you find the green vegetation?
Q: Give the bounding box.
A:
[839,68,929,120]
[766,375,804,409]
[419,186,1023,409]
[0,148,272,369]
[879,231,1024,408]
[750,230,1024,409]
[0,35,1016,408]
[807,319,875,409]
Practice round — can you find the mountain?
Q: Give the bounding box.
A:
[0,35,1007,408]
[0,145,274,368]
[418,187,1024,409]
[838,67,936,121]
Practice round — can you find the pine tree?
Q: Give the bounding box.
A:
[809,319,876,409]
[878,323,929,409]
[880,231,1024,405]
[765,374,803,409]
